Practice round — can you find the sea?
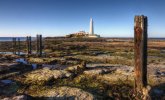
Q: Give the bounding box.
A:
[0,37,36,41]
[0,37,165,41]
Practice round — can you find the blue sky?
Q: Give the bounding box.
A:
[0,0,165,37]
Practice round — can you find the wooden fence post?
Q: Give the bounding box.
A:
[29,36,32,54]
[134,15,148,93]
[36,34,39,55]
[27,36,32,55]
[12,38,16,55]
[18,38,20,55]
[39,35,42,57]
[36,34,42,57]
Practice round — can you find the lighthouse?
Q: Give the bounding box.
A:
[89,18,94,35]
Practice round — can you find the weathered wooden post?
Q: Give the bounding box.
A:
[27,36,32,55]
[134,15,148,94]
[12,38,14,54]
[27,36,29,55]
[36,34,42,57]
[36,35,38,54]
[26,36,29,54]
[39,35,42,57]
[12,37,16,54]
[18,38,21,55]
[29,36,32,54]
[36,34,39,55]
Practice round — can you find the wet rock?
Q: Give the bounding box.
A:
[2,95,27,100]
[52,70,73,79]
[84,64,134,83]
[3,54,19,60]
[12,95,27,100]
[155,70,165,76]
[148,64,165,85]
[0,61,32,79]
[31,64,37,69]
[115,66,134,75]
[1,79,13,84]
[0,80,18,95]
[153,89,164,95]
[25,68,54,85]
[65,61,86,74]
[96,66,134,83]
[100,73,134,83]
[24,68,73,85]
[0,63,18,72]
[42,64,67,70]
[28,57,62,64]
[65,60,79,65]
[30,86,95,100]
[16,58,28,64]
[84,68,114,76]
[28,58,44,64]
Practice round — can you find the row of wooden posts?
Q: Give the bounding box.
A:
[11,15,148,95]
[12,34,43,57]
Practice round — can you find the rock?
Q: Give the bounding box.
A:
[1,80,12,84]
[65,61,86,74]
[155,70,165,76]
[0,63,18,72]
[24,68,54,85]
[42,64,67,70]
[16,58,28,64]
[0,62,32,79]
[0,80,18,95]
[153,89,164,94]
[115,66,134,75]
[52,70,72,79]
[100,73,134,83]
[28,57,63,64]
[148,64,165,85]
[24,68,73,85]
[32,64,37,69]
[28,58,44,64]
[2,95,27,100]
[84,68,113,76]
[30,86,95,100]
[2,54,19,60]
[12,95,27,100]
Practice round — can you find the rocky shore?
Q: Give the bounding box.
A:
[0,38,165,99]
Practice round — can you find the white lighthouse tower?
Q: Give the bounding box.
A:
[89,18,94,35]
